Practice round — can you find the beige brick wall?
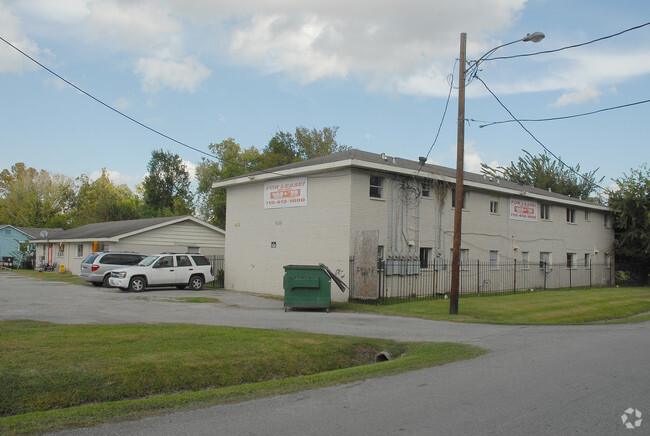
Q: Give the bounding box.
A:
[223,168,614,298]
[224,169,353,299]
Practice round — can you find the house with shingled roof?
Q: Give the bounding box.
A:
[32,216,225,275]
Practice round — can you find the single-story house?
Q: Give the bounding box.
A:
[212,149,614,301]
[33,215,225,275]
[0,225,64,268]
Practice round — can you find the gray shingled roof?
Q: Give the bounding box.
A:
[0,225,64,239]
[33,216,192,241]
[227,149,603,207]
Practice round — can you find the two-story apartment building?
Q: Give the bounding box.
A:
[213,149,614,300]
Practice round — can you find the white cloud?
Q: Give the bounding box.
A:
[0,3,42,73]
[88,1,183,55]
[15,0,90,24]
[182,160,197,182]
[8,0,649,99]
[135,56,211,93]
[551,86,601,107]
[112,97,131,111]
[89,170,144,187]
[222,0,528,91]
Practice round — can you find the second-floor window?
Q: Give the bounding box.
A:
[540,204,551,220]
[451,188,467,209]
[370,176,383,198]
[566,208,576,223]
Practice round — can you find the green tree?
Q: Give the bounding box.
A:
[196,139,262,228]
[142,149,194,216]
[196,126,347,227]
[293,125,349,159]
[481,150,604,200]
[0,163,74,228]
[71,169,140,226]
[608,164,650,285]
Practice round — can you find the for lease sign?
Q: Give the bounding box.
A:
[264,177,308,209]
[509,198,538,221]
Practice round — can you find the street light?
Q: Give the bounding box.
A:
[449,32,545,315]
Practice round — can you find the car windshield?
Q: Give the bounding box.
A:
[138,255,159,266]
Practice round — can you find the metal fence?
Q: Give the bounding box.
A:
[349,258,614,303]
[206,254,225,288]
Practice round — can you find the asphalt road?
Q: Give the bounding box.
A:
[1,272,648,435]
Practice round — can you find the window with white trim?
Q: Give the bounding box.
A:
[540,204,551,220]
[451,188,467,209]
[566,208,576,223]
[521,251,529,269]
[369,176,383,198]
[566,253,576,269]
[489,250,498,269]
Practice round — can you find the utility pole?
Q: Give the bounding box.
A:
[450,32,466,315]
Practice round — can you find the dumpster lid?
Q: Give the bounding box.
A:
[319,263,348,293]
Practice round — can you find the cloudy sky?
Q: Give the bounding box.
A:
[1,0,649,190]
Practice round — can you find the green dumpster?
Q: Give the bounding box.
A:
[283,265,331,312]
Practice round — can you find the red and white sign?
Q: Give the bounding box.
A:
[509,198,538,221]
[264,178,308,209]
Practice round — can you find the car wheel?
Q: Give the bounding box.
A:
[189,275,204,290]
[102,275,112,288]
[128,276,146,292]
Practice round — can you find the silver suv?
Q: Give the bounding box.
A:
[108,253,214,292]
[79,252,147,287]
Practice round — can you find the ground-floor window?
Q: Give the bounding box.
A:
[566,253,576,269]
[77,244,84,258]
[420,247,432,269]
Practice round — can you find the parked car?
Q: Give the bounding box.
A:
[79,252,147,287]
[108,253,214,292]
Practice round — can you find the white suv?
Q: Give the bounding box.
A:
[109,254,214,292]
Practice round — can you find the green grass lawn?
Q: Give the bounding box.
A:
[333,287,650,324]
[0,321,486,435]
[6,269,90,286]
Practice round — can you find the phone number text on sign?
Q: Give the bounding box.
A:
[264,178,308,209]
[509,198,538,221]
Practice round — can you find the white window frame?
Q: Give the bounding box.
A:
[566,253,576,269]
[421,183,431,198]
[489,250,499,269]
[451,189,467,209]
[540,252,551,271]
[420,247,432,269]
[490,200,499,214]
[521,251,529,269]
[369,175,383,199]
[566,208,576,224]
[76,244,84,258]
[540,204,551,220]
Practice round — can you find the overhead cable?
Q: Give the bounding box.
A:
[474,75,606,192]
[0,35,284,177]
[475,98,650,128]
[487,22,650,62]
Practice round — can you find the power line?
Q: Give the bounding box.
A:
[474,98,650,128]
[474,75,606,192]
[487,22,650,62]
[421,59,457,165]
[0,35,285,178]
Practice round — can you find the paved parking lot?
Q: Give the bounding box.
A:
[2,271,649,435]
